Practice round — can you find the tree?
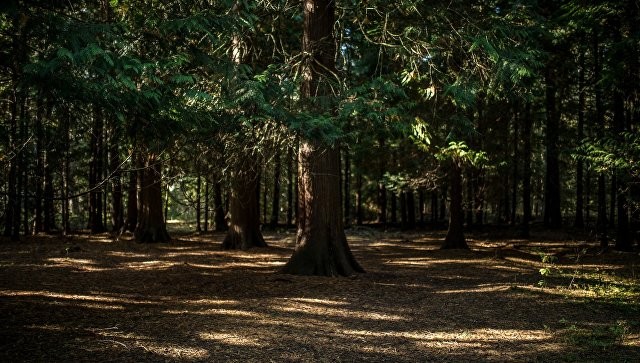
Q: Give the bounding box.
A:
[281,0,363,277]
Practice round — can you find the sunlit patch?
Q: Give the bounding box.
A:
[272,300,408,321]
[106,251,152,258]
[199,332,263,347]
[120,260,177,270]
[0,290,157,306]
[134,341,210,359]
[47,257,97,265]
[182,298,238,306]
[288,298,348,306]
[163,308,261,318]
[435,284,509,294]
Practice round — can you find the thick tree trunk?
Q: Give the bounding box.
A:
[222,165,266,249]
[270,152,282,228]
[544,65,562,228]
[282,0,362,276]
[613,72,631,251]
[443,164,468,249]
[134,153,170,243]
[466,170,473,228]
[282,142,363,275]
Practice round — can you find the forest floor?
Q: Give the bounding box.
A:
[1,225,639,362]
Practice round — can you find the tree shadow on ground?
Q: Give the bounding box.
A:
[0,230,638,362]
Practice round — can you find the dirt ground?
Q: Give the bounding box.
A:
[1,227,639,362]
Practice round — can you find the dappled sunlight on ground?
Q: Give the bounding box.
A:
[0,229,638,361]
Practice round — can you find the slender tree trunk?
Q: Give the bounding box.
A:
[355,172,363,225]
[466,170,473,228]
[19,97,28,236]
[594,34,608,247]
[270,152,282,228]
[125,151,138,232]
[443,164,468,249]
[390,193,397,225]
[287,148,294,227]
[214,180,226,232]
[613,62,630,250]
[511,106,519,224]
[400,190,408,230]
[544,64,562,228]
[34,95,44,234]
[134,152,170,242]
[4,75,19,240]
[521,103,532,238]
[204,178,209,232]
[109,123,123,232]
[418,189,425,228]
[89,107,105,233]
[196,168,202,232]
[575,45,586,228]
[282,0,362,276]
[431,190,438,228]
[61,110,71,235]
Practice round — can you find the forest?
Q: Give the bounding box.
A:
[1,0,639,361]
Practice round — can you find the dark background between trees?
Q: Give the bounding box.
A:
[1,0,639,275]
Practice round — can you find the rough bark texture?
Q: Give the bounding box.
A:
[574,46,585,228]
[282,0,362,276]
[222,166,266,250]
[134,153,170,243]
[125,152,138,232]
[442,164,468,249]
[281,142,363,276]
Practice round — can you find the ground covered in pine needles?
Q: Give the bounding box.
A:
[1,226,639,362]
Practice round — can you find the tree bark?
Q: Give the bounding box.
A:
[594,34,608,247]
[196,168,202,232]
[282,142,363,275]
[222,165,266,249]
[406,190,416,230]
[282,0,362,276]
[89,107,105,233]
[204,178,209,232]
[343,148,351,226]
[109,123,124,232]
[355,172,363,226]
[134,153,170,243]
[442,164,468,249]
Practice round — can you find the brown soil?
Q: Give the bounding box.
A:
[1,228,639,362]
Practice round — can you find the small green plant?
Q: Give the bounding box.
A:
[535,249,560,287]
[556,320,629,349]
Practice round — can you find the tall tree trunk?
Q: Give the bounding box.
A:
[282,0,362,276]
[544,64,562,228]
[443,164,468,249]
[418,189,425,228]
[222,165,266,249]
[400,190,408,230]
[109,123,123,232]
[511,106,519,225]
[270,152,282,228]
[134,152,170,242]
[4,75,20,240]
[575,45,586,228]
[594,34,608,247]
[612,51,630,250]
[61,110,71,235]
[34,95,44,234]
[390,193,398,225]
[466,170,473,228]
[521,103,532,238]
[89,107,105,233]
